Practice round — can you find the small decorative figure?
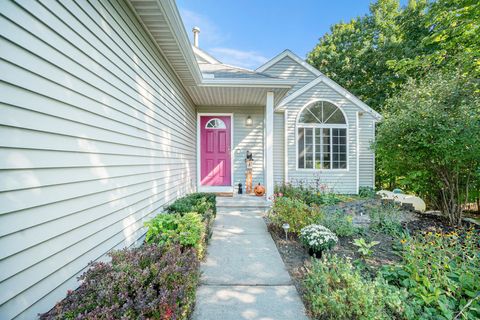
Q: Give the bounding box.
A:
[238,183,243,194]
[245,151,254,194]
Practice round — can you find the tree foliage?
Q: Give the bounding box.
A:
[375,71,480,224]
[307,0,479,112]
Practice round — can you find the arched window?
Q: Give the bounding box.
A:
[297,101,347,170]
[205,118,226,129]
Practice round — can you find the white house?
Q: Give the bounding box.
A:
[0,0,381,318]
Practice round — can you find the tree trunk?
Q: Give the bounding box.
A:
[439,172,463,226]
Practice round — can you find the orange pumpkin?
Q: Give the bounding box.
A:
[254,183,265,196]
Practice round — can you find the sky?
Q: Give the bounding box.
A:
[177,0,408,70]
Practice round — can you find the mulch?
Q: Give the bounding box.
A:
[267,209,480,312]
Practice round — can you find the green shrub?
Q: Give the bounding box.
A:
[369,204,403,236]
[164,193,216,244]
[40,244,199,320]
[166,192,216,217]
[381,228,480,320]
[274,183,341,206]
[359,186,376,198]
[304,254,407,320]
[145,212,205,258]
[270,196,319,233]
[318,210,360,237]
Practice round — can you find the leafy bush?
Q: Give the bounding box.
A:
[352,238,380,258]
[359,186,376,198]
[166,192,216,217]
[369,204,403,236]
[304,254,407,320]
[381,228,480,320]
[375,71,480,225]
[318,210,360,237]
[274,183,341,206]
[40,244,199,320]
[145,212,205,258]
[299,224,338,252]
[270,196,319,233]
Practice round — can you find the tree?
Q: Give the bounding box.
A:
[307,0,430,112]
[389,0,480,79]
[307,0,479,111]
[375,71,480,225]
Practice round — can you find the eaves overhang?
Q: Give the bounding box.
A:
[127,0,296,107]
[127,0,203,86]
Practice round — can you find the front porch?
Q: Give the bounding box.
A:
[195,92,276,198]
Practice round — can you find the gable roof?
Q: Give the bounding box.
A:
[277,75,382,121]
[256,49,322,77]
[193,46,281,80]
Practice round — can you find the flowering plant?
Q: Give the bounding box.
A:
[299,224,338,252]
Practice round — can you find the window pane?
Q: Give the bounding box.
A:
[298,128,305,168]
[315,128,322,169]
[331,128,347,169]
[299,103,322,123]
[322,128,330,169]
[299,101,346,124]
[325,109,346,124]
[305,128,314,168]
[205,118,227,129]
[322,102,338,122]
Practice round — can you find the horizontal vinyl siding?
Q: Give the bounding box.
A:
[0,0,196,319]
[273,112,285,185]
[197,106,264,188]
[262,56,317,94]
[285,82,359,194]
[359,114,376,188]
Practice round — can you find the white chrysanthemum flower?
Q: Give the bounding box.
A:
[299,224,338,252]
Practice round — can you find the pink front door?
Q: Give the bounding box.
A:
[200,115,232,186]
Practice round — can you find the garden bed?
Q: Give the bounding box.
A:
[267,186,480,320]
[40,193,216,320]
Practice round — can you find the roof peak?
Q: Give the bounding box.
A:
[256,49,323,77]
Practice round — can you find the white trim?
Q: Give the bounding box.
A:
[193,46,222,64]
[265,92,274,198]
[199,79,296,88]
[256,49,323,77]
[284,110,289,183]
[295,99,349,172]
[277,76,382,121]
[356,111,360,194]
[197,113,234,191]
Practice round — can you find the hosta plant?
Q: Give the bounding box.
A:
[299,224,338,253]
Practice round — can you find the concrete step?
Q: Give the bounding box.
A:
[216,196,271,209]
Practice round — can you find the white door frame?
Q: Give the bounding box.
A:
[197,113,234,193]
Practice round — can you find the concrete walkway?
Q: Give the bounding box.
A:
[193,196,308,320]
